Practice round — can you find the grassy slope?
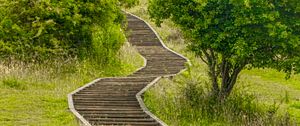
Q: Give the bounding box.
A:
[240,69,300,119]
[0,44,144,125]
[127,0,300,125]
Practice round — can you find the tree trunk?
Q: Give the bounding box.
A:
[203,50,246,100]
[204,49,220,95]
[206,57,245,100]
[219,64,244,100]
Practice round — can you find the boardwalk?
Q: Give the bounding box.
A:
[68,12,188,126]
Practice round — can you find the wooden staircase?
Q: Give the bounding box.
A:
[68,12,188,126]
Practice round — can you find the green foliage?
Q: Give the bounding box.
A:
[0,0,137,62]
[149,0,300,98]
[290,102,300,109]
[88,24,125,65]
[120,0,139,8]
[1,77,27,90]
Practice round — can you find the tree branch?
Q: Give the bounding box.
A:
[225,62,246,95]
[199,54,209,65]
[204,49,220,93]
[221,57,230,92]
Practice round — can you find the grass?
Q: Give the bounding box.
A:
[0,43,144,125]
[127,0,300,125]
[240,69,300,120]
[143,64,300,125]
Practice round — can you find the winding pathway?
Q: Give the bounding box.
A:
[68,12,188,126]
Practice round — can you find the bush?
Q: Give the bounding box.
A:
[0,0,132,62]
[88,24,125,65]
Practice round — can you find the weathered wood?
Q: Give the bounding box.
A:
[68,13,189,126]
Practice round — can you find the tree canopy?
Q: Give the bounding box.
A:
[149,0,300,99]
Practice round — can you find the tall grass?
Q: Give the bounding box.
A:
[144,68,297,125]
[0,43,144,125]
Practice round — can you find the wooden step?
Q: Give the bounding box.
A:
[73,97,137,101]
[77,90,139,94]
[90,121,160,126]
[68,13,189,126]
[76,107,143,111]
[135,69,181,73]
[128,37,159,42]
[74,100,139,104]
[86,83,147,87]
[127,29,153,33]
[75,106,141,110]
[100,77,155,82]
[74,103,140,107]
[127,29,154,34]
[79,87,144,92]
[131,42,162,46]
[88,118,155,122]
[147,57,185,60]
[74,92,136,96]
[146,60,186,64]
[82,113,149,118]
[129,73,177,77]
[79,110,145,114]
[92,81,148,85]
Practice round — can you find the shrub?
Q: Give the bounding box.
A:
[0,0,134,62]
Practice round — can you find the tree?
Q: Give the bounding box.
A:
[148,0,300,100]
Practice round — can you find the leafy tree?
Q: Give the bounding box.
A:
[149,0,300,99]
